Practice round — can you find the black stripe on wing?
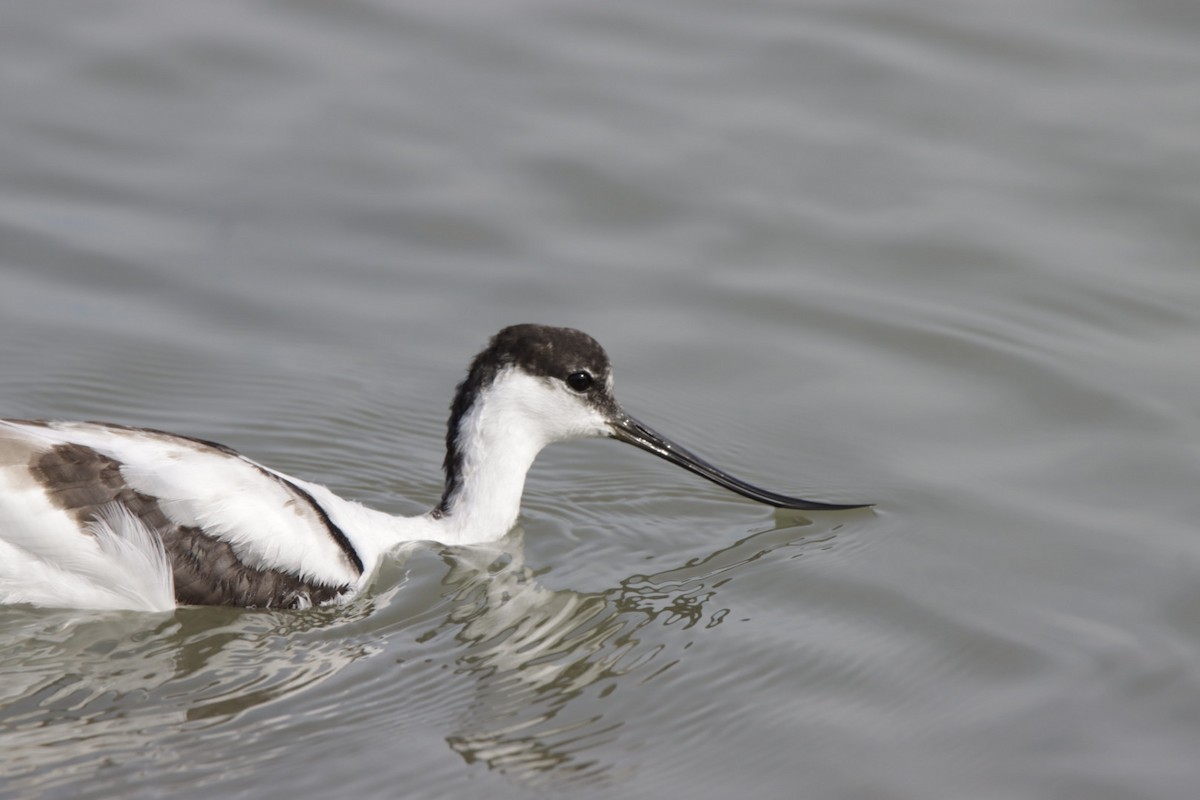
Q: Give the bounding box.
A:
[80,421,367,577]
[30,441,352,608]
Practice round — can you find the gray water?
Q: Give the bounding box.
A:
[2,1,1199,798]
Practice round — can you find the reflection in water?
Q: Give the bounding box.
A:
[0,519,840,795]
[0,590,390,793]
[433,519,838,788]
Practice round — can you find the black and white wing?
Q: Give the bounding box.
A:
[0,420,365,610]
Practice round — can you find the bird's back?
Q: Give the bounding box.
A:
[0,420,364,611]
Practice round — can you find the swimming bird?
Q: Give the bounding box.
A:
[0,324,866,612]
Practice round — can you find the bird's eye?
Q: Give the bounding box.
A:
[566,371,594,392]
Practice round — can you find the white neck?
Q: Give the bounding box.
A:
[427,369,563,545]
[295,368,611,575]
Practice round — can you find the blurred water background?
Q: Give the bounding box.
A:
[1,1,1199,798]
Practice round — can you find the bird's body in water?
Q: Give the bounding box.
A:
[0,325,866,611]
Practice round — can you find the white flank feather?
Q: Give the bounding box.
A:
[0,500,176,613]
[80,503,176,612]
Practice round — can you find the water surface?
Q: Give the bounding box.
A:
[2,1,1199,798]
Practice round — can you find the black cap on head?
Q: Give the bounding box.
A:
[473,324,611,385]
[437,325,614,515]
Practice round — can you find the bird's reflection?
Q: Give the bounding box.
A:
[0,515,845,794]
[428,516,841,787]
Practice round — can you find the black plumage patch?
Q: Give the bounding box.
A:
[30,442,351,608]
